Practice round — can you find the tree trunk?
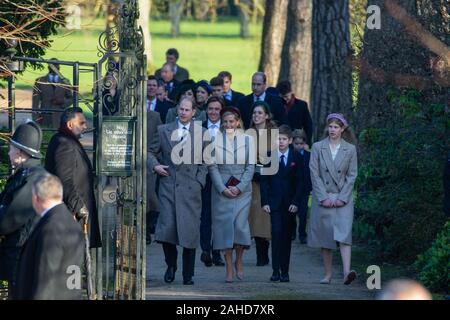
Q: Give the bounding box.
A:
[236,0,252,38]
[138,0,155,73]
[311,0,353,140]
[355,0,450,132]
[279,0,312,107]
[170,0,185,37]
[257,0,289,86]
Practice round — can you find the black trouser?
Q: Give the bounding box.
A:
[162,242,196,280]
[271,209,295,275]
[146,211,159,240]
[254,237,270,265]
[200,175,221,261]
[297,194,309,239]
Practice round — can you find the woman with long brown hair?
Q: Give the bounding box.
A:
[248,101,277,266]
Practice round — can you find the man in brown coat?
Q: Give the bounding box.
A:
[32,60,73,128]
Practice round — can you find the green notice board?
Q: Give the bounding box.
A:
[101,116,136,176]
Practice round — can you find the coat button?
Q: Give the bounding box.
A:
[326,181,329,185]
[338,170,341,173]
[326,169,329,172]
[176,184,179,187]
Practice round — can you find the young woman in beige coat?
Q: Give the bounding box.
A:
[308,113,358,285]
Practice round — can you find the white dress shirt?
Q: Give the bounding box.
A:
[224,91,232,101]
[329,143,341,161]
[147,98,157,111]
[207,119,221,139]
[177,120,190,141]
[278,149,289,167]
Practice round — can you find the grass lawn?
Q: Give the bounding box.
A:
[14,18,262,96]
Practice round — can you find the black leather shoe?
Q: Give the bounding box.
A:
[201,251,213,267]
[212,257,225,266]
[183,278,194,285]
[270,271,280,282]
[280,274,290,282]
[164,267,176,283]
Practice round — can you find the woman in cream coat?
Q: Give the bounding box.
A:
[208,107,255,283]
[308,113,358,285]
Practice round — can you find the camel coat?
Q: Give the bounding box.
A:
[148,120,208,249]
[307,138,358,249]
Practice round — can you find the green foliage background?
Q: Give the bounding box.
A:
[354,88,449,266]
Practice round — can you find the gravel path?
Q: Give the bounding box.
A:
[146,240,375,300]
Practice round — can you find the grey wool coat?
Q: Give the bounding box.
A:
[148,120,208,249]
[208,131,255,250]
[146,110,162,213]
[308,138,358,250]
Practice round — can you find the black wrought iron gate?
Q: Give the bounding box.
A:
[95,0,147,300]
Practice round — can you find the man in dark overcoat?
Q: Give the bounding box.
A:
[0,121,46,296]
[276,80,313,147]
[14,173,84,300]
[237,72,287,129]
[44,107,101,248]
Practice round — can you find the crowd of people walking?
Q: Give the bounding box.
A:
[0,47,360,300]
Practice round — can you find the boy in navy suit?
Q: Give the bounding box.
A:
[260,125,305,282]
[292,132,312,244]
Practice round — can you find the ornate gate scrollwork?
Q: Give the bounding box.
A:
[95,0,147,300]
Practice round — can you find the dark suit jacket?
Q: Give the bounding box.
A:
[298,150,312,195]
[286,98,313,146]
[224,90,245,107]
[147,110,163,212]
[260,148,305,211]
[14,203,84,300]
[45,130,101,248]
[155,99,171,124]
[155,64,189,83]
[166,79,180,103]
[237,92,287,129]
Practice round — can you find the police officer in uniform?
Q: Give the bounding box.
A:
[0,121,46,297]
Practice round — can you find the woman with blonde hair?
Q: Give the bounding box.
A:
[208,107,255,282]
[308,113,358,285]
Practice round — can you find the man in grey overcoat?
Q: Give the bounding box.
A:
[148,98,208,285]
